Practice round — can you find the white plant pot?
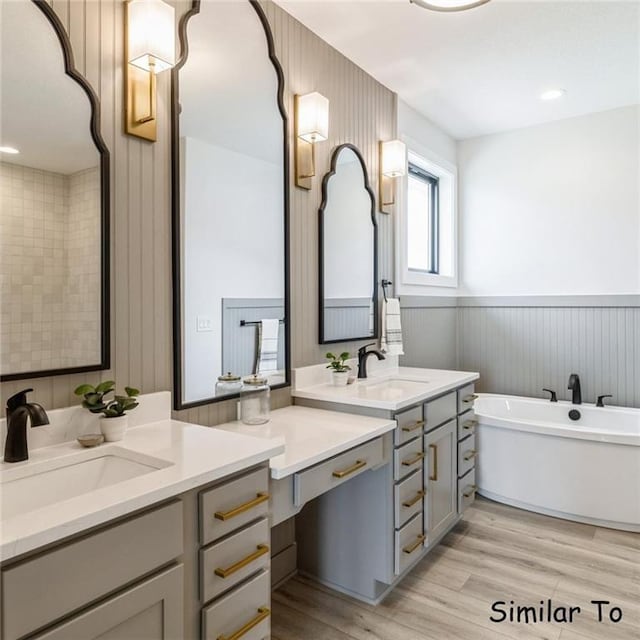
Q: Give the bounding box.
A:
[99,415,128,442]
[331,371,349,386]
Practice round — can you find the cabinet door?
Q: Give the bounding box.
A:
[424,420,457,544]
[30,565,183,640]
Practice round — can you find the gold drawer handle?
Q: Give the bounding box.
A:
[214,544,269,578]
[217,606,270,640]
[214,492,269,521]
[332,459,367,479]
[463,449,477,462]
[462,419,478,430]
[463,484,478,498]
[401,451,425,467]
[463,394,479,403]
[402,489,426,508]
[403,534,426,554]
[429,443,438,481]
[401,419,425,433]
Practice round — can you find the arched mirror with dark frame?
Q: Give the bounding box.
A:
[171,0,290,410]
[319,144,378,344]
[0,0,110,382]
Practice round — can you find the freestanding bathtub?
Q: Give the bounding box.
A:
[474,394,640,532]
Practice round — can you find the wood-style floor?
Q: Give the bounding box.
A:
[272,497,640,640]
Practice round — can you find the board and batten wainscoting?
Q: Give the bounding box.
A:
[400,295,640,408]
[0,0,397,425]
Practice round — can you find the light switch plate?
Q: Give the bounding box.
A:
[197,316,213,332]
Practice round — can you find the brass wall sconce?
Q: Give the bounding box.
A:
[124,0,176,142]
[379,139,407,214]
[295,92,329,189]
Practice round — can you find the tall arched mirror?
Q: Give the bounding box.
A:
[319,144,378,344]
[172,0,289,409]
[0,0,110,381]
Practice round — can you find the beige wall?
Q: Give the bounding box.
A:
[0,0,396,425]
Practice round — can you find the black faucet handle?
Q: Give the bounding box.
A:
[542,388,558,402]
[596,394,612,407]
[6,388,34,411]
[358,343,377,355]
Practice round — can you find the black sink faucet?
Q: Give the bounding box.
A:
[357,343,385,379]
[4,389,49,463]
[567,374,582,405]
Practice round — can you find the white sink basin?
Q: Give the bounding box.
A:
[1,448,172,520]
[356,378,431,401]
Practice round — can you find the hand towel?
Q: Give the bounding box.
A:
[256,319,279,374]
[380,298,404,356]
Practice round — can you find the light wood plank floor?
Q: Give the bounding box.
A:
[272,498,639,640]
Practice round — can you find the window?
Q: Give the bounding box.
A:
[407,163,439,274]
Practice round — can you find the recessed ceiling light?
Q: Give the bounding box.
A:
[540,89,566,101]
[410,0,491,11]
[0,146,20,154]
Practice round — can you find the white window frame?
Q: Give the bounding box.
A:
[396,135,458,293]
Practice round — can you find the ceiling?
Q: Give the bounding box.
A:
[275,0,640,139]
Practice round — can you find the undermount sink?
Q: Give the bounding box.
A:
[355,378,430,400]
[1,448,172,520]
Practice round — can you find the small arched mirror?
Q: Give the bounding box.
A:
[319,144,378,344]
[0,0,110,381]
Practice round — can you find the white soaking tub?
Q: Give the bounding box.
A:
[474,394,640,532]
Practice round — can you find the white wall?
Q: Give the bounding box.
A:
[458,105,640,296]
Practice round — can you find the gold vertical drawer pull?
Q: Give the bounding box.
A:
[429,443,438,481]
[217,606,271,640]
[402,419,425,433]
[332,459,367,478]
[214,544,269,578]
[402,451,425,467]
[214,492,269,521]
[403,534,426,554]
[402,489,426,508]
[463,394,479,403]
[462,419,478,429]
[463,484,478,498]
[463,449,478,461]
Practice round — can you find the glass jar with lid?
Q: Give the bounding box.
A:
[215,372,242,396]
[240,375,270,425]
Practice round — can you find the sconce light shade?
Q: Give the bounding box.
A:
[127,0,176,73]
[296,92,329,143]
[381,139,407,178]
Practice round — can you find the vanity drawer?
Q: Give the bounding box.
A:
[202,569,270,640]
[394,469,424,529]
[457,433,477,478]
[394,513,425,576]
[294,436,384,507]
[200,518,270,604]
[394,437,424,482]
[2,501,183,640]
[458,468,477,513]
[393,405,424,446]
[458,384,478,414]
[458,412,478,441]
[425,392,457,431]
[200,466,269,545]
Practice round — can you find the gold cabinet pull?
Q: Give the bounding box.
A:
[463,484,478,498]
[332,459,367,479]
[463,449,477,462]
[429,443,438,481]
[214,544,269,578]
[214,493,269,521]
[463,394,479,403]
[217,606,270,640]
[462,419,478,430]
[402,489,426,508]
[401,451,425,467]
[402,419,425,433]
[403,534,426,554]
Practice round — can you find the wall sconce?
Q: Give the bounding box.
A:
[379,139,407,214]
[124,0,176,142]
[295,92,329,190]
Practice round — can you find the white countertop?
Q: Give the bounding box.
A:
[214,406,396,479]
[292,364,480,412]
[0,419,283,562]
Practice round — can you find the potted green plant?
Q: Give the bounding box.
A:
[325,352,351,386]
[74,381,140,442]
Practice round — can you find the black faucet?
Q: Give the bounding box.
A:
[4,389,49,463]
[542,388,558,402]
[596,394,612,407]
[567,374,582,405]
[357,343,385,379]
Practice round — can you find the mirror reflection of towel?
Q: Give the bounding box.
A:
[256,319,279,374]
[380,298,404,356]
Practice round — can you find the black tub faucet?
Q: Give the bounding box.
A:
[542,388,557,402]
[567,374,582,405]
[4,389,49,463]
[357,343,385,379]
